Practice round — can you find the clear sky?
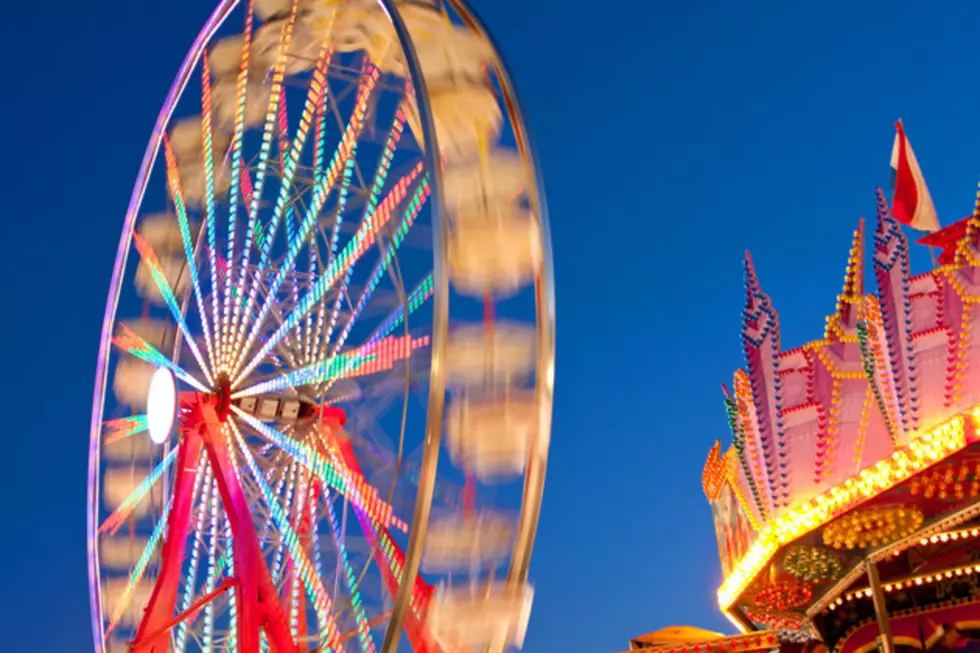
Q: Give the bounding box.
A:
[6,1,980,651]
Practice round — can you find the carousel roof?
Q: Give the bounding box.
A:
[705,188,980,636]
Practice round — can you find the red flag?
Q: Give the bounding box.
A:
[890,120,940,232]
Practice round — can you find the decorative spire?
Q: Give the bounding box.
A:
[739,252,786,509]
[744,250,762,311]
[837,219,865,329]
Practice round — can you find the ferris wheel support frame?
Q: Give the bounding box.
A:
[130,393,297,653]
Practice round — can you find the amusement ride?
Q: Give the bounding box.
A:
[624,126,980,653]
[86,1,555,651]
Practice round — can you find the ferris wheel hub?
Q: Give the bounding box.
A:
[214,374,232,422]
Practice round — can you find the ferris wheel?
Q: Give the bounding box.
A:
[86,0,555,651]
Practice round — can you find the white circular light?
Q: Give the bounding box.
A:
[146,367,177,445]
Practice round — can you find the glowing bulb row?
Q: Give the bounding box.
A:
[161,131,217,374]
[718,410,970,610]
[99,448,178,536]
[230,422,341,646]
[228,63,381,380]
[130,234,213,387]
[232,408,402,530]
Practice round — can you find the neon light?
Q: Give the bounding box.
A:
[228,0,301,362]
[230,421,342,647]
[131,234,214,387]
[161,134,216,374]
[221,0,255,371]
[112,323,207,392]
[229,65,382,382]
[103,414,148,445]
[233,165,426,386]
[104,495,174,636]
[232,407,404,531]
[99,447,179,535]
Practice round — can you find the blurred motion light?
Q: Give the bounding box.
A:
[147,367,177,445]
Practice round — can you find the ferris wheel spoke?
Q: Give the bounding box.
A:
[318,178,431,394]
[314,429,434,645]
[221,0,255,370]
[323,487,378,653]
[161,133,217,375]
[103,414,149,445]
[198,52,223,372]
[232,331,428,399]
[103,493,175,641]
[315,108,411,374]
[226,0,303,368]
[130,234,214,387]
[230,45,335,373]
[228,65,383,382]
[228,420,343,647]
[113,322,208,392]
[98,446,178,536]
[232,163,426,388]
[232,409,404,535]
[174,466,214,653]
[366,273,434,345]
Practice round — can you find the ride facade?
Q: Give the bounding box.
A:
[87,0,555,651]
[626,131,980,653]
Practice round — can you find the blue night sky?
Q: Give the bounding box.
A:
[6,1,980,651]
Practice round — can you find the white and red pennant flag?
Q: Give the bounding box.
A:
[890,120,941,232]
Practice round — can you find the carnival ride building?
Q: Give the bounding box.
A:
[623,181,980,653]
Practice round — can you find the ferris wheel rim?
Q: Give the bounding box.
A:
[86,3,239,651]
[445,0,556,595]
[87,1,557,651]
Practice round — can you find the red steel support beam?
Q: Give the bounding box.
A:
[316,408,436,653]
[131,394,297,653]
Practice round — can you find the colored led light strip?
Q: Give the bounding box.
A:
[103,494,174,638]
[223,510,238,651]
[99,447,179,536]
[232,408,402,531]
[235,334,429,398]
[227,0,302,364]
[131,233,214,387]
[161,134,216,375]
[321,441,427,618]
[229,65,382,382]
[175,462,212,652]
[220,0,255,371]
[229,45,335,368]
[112,323,208,392]
[368,274,434,345]
[324,488,377,652]
[233,164,425,387]
[316,107,407,381]
[103,414,149,445]
[320,180,430,397]
[200,484,221,651]
[199,51,222,373]
[230,421,342,647]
